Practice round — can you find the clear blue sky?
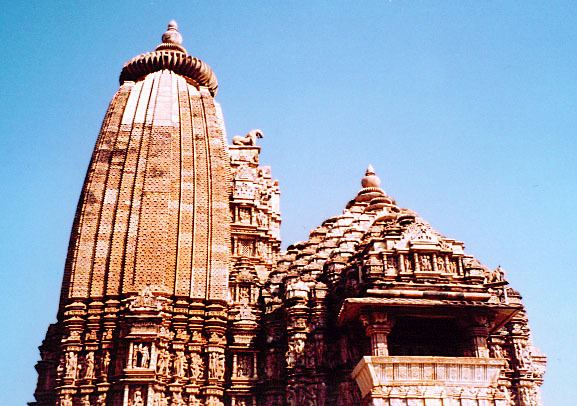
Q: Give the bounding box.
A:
[1,1,575,404]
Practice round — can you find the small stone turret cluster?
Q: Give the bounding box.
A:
[32,22,545,406]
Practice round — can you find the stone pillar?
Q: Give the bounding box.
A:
[469,314,491,358]
[360,312,395,356]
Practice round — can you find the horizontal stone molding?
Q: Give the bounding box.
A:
[352,356,505,398]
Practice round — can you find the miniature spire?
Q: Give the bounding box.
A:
[361,164,381,188]
[162,20,183,45]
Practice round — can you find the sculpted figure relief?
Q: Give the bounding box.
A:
[84,351,95,379]
[65,351,78,379]
[209,352,225,380]
[153,392,169,406]
[188,395,201,406]
[133,343,150,368]
[101,351,111,379]
[171,391,185,406]
[60,394,73,406]
[96,393,107,406]
[420,255,432,272]
[157,348,170,375]
[232,129,264,146]
[173,351,187,379]
[189,352,204,380]
[132,388,145,406]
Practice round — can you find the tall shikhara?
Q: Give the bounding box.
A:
[33,22,545,406]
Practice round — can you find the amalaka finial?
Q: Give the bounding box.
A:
[161,20,183,45]
[361,164,381,188]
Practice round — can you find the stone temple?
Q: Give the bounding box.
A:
[32,22,546,406]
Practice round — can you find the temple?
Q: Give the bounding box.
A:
[32,22,545,406]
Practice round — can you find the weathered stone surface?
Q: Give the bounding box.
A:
[32,22,544,406]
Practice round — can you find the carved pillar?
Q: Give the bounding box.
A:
[469,313,491,358]
[360,312,395,357]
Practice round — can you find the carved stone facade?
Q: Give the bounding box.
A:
[32,22,545,405]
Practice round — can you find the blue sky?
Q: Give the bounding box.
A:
[1,1,576,404]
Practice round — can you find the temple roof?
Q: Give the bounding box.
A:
[269,166,508,308]
[119,21,219,95]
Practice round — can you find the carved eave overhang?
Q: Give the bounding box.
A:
[336,296,522,333]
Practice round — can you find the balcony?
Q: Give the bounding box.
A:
[352,356,507,405]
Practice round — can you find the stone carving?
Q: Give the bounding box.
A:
[436,256,445,272]
[209,352,225,380]
[128,286,167,311]
[60,394,73,406]
[132,387,145,406]
[206,397,225,406]
[171,392,185,406]
[189,352,204,380]
[420,254,432,272]
[232,129,264,146]
[157,348,171,375]
[234,181,257,199]
[65,351,77,379]
[96,393,107,406]
[153,392,169,406]
[84,351,95,379]
[487,266,506,284]
[286,338,305,368]
[173,351,187,379]
[101,351,111,380]
[237,354,253,377]
[188,395,201,406]
[132,343,150,368]
[236,303,256,321]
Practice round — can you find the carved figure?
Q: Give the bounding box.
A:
[157,348,170,375]
[189,395,201,406]
[232,129,264,146]
[65,351,78,379]
[206,397,224,406]
[209,352,225,380]
[171,391,185,406]
[189,352,204,380]
[56,358,64,379]
[81,396,91,406]
[133,343,150,368]
[96,393,107,406]
[237,354,253,377]
[153,393,168,406]
[420,255,432,272]
[173,351,187,379]
[487,266,506,284]
[436,256,445,272]
[60,394,73,406]
[84,351,95,379]
[132,388,145,406]
[101,351,111,379]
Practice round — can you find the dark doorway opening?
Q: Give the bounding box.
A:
[388,317,467,357]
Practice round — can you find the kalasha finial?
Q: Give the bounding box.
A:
[162,20,183,45]
[361,164,381,188]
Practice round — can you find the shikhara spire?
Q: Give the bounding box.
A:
[32,22,545,406]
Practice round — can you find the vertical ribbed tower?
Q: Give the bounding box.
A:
[33,21,234,406]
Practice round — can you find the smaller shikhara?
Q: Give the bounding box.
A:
[32,22,545,406]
